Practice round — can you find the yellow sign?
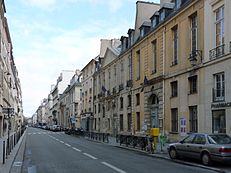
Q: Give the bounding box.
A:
[150,128,160,137]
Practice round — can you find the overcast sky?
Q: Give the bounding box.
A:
[5,0,159,117]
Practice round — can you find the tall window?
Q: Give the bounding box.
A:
[215,6,224,47]
[120,114,124,131]
[171,108,178,132]
[136,93,140,105]
[120,97,123,109]
[188,76,197,94]
[136,112,140,131]
[128,56,132,80]
[214,73,225,101]
[172,26,178,65]
[191,14,198,52]
[152,40,157,73]
[171,81,178,97]
[136,50,140,80]
[127,113,132,131]
[128,95,132,107]
[121,61,124,84]
[212,110,226,133]
[189,106,198,133]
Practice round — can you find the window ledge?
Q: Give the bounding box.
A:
[169,132,179,134]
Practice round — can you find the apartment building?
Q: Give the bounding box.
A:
[203,0,231,135]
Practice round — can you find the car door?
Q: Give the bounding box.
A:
[177,134,196,157]
[190,134,207,159]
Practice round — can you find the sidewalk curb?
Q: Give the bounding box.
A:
[0,129,27,173]
[9,129,27,173]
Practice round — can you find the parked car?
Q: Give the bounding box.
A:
[50,125,61,132]
[64,128,84,136]
[168,133,231,165]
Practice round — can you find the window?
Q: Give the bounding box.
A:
[152,40,157,73]
[94,105,96,114]
[136,93,140,105]
[94,118,97,130]
[190,14,198,52]
[175,0,181,9]
[103,106,105,117]
[114,65,116,77]
[107,101,111,111]
[172,26,178,65]
[212,110,226,133]
[183,134,195,143]
[193,134,206,145]
[128,95,132,107]
[108,118,110,130]
[136,112,140,131]
[171,81,178,97]
[128,56,132,80]
[127,113,132,131]
[136,50,140,80]
[120,61,124,84]
[120,114,124,131]
[171,108,178,132]
[215,6,224,47]
[120,97,123,109]
[213,73,225,101]
[189,106,198,133]
[188,76,197,94]
[98,104,100,113]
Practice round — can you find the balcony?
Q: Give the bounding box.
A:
[209,44,225,60]
[119,84,124,91]
[126,80,133,87]
[213,88,225,102]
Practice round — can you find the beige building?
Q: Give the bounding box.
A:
[203,0,231,135]
[0,0,23,138]
[93,41,121,134]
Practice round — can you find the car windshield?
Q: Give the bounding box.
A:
[209,135,231,144]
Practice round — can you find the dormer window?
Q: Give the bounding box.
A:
[150,12,159,28]
[175,0,181,9]
[139,22,151,37]
[159,3,174,22]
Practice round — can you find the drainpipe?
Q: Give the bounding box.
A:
[162,27,166,136]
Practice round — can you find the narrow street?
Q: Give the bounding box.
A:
[20,127,217,173]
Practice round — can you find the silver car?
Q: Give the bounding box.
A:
[168,133,231,165]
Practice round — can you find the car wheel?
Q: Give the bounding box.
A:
[201,152,212,166]
[169,147,178,159]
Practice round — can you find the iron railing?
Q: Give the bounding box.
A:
[209,44,225,60]
[126,80,133,87]
[84,132,109,143]
[119,84,124,91]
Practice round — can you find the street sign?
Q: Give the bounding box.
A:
[2,108,14,114]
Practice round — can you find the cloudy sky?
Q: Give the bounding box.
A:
[5,0,159,117]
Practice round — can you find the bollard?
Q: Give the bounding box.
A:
[3,141,5,164]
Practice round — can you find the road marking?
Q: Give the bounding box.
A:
[13,161,22,167]
[65,143,71,147]
[60,141,64,144]
[33,133,36,135]
[83,153,97,160]
[28,133,31,135]
[38,132,41,134]
[101,162,127,173]
[72,147,81,152]
[28,165,37,173]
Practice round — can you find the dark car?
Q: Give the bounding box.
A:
[168,133,231,165]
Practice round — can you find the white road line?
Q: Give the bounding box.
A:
[33,133,36,135]
[65,143,71,147]
[60,141,64,144]
[38,132,41,134]
[101,162,127,173]
[83,153,97,160]
[28,133,31,135]
[72,147,81,152]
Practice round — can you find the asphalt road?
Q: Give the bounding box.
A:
[21,127,218,173]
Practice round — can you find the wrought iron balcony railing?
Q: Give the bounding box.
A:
[126,80,133,87]
[119,84,124,91]
[209,44,225,60]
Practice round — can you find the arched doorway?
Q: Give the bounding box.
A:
[149,94,159,128]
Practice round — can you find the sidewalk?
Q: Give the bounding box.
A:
[0,129,26,173]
